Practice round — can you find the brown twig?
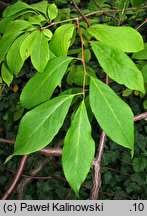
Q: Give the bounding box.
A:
[136,18,147,30]
[100,190,132,199]
[76,19,87,97]
[40,5,147,30]
[90,131,106,199]
[38,147,62,157]
[134,112,147,122]
[0,138,15,144]
[16,157,51,199]
[92,0,103,10]
[1,155,29,200]
[71,0,90,27]
[92,0,119,21]
[85,5,147,18]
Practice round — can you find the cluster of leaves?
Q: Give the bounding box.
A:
[0,0,147,198]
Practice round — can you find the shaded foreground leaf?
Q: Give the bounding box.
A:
[62,100,95,195]
[90,76,134,152]
[13,94,74,156]
[20,57,73,109]
[91,42,145,94]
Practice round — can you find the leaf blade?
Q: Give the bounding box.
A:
[88,24,144,52]
[0,32,21,63]
[13,95,74,156]
[89,76,134,152]
[91,42,145,93]
[20,57,73,109]
[62,100,95,195]
[30,30,50,73]
[47,3,58,21]
[3,1,33,17]
[6,34,28,75]
[49,24,75,56]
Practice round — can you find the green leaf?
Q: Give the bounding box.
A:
[132,43,147,60]
[42,29,53,41]
[30,30,50,73]
[47,4,58,21]
[0,17,15,33]
[91,42,145,93]
[0,32,21,63]
[90,76,134,152]
[88,24,144,53]
[3,20,32,35]
[2,1,33,17]
[122,88,133,97]
[6,34,28,75]
[27,14,46,26]
[20,31,37,60]
[50,24,75,56]
[132,157,147,173]
[141,64,147,83]
[1,62,13,86]
[20,57,73,109]
[31,1,48,15]
[67,65,96,86]
[130,0,144,7]
[12,94,74,156]
[62,100,95,195]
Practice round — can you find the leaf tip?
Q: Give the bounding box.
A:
[4,154,14,164]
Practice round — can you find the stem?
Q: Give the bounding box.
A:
[1,155,29,200]
[0,138,15,144]
[71,0,90,27]
[76,19,87,97]
[118,0,128,26]
[41,5,147,30]
[16,157,50,199]
[90,131,106,200]
[38,147,62,157]
[134,112,147,122]
[136,18,147,30]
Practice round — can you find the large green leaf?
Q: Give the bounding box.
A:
[31,1,48,15]
[0,17,15,33]
[2,1,33,17]
[13,94,74,156]
[91,42,145,93]
[62,100,95,195]
[3,20,32,35]
[30,30,50,72]
[90,76,134,152]
[49,24,75,56]
[88,24,144,53]
[20,57,72,109]
[6,34,28,75]
[20,31,38,60]
[0,32,21,63]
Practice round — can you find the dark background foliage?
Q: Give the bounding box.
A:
[0,0,147,199]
